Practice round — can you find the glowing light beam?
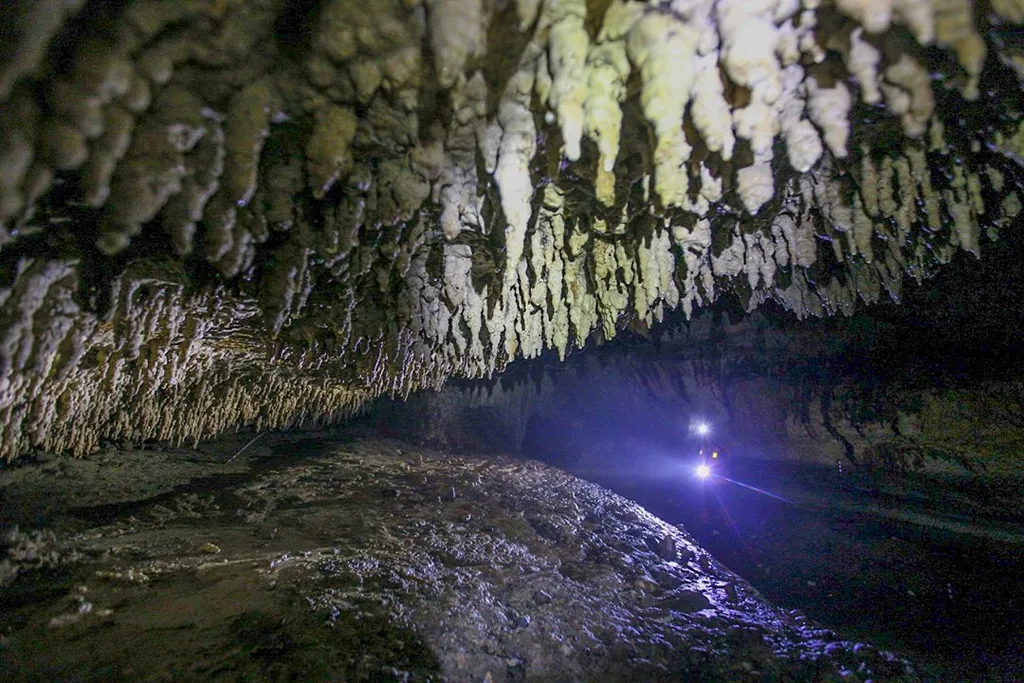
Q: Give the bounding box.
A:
[716,475,794,504]
[696,464,711,479]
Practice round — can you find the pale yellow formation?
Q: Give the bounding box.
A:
[534,185,571,358]
[583,1,642,204]
[516,0,543,30]
[627,12,699,207]
[945,164,980,254]
[635,228,680,325]
[546,0,590,161]
[219,82,275,208]
[97,85,209,254]
[933,0,986,99]
[690,52,736,161]
[670,217,710,318]
[851,194,875,261]
[437,73,487,240]
[845,28,883,104]
[0,0,1020,462]
[442,243,475,354]
[493,62,538,283]
[718,0,785,155]
[711,225,747,280]
[992,0,1024,21]
[305,106,358,199]
[836,0,898,34]
[0,0,84,99]
[593,238,629,338]
[202,80,275,273]
[808,78,852,157]
[427,0,486,89]
[895,0,937,43]
[882,55,935,138]
[779,66,824,173]
[162,110,225,255]
[835,0,936,41]
[738,153,778,215]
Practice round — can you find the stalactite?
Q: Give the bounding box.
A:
[0,0,1020,461]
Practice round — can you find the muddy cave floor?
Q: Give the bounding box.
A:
[0,430,1019,682]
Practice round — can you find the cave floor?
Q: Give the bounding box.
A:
[567,450,1024,683]
[0,431,917,682]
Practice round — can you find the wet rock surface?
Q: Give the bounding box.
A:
[0,432,917,682]
[569,454,1024,682]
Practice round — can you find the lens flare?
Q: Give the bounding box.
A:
[696,464,711,479]
[696,423,710,436]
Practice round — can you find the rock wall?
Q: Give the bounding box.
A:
[376,305,1024,478]
[1,0,1023,461]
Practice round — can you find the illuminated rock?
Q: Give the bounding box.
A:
[0,0,1021,461]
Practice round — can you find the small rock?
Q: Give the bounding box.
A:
[807,580,817,587]
[533,590,552,605]
[655,535,676,561]
[662,590,711,613]
[48,613,82,629]
[633,576,659,593]
[200,542,221,555]
[516,615,531,629]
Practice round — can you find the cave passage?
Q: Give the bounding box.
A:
[3,0,1024,680]
[364,254,1024,682]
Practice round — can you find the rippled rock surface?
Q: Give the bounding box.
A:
[0,433,916,681]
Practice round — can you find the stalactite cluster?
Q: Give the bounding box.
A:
[0,258,369,460]
[0,0,1021,460]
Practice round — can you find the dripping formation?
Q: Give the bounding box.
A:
[0,0,1022,462]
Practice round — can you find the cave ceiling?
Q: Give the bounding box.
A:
[0,0,1022,462]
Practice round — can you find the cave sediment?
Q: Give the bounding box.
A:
[0,433,920,682]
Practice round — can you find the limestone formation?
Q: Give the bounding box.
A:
[0,0,1021,461]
